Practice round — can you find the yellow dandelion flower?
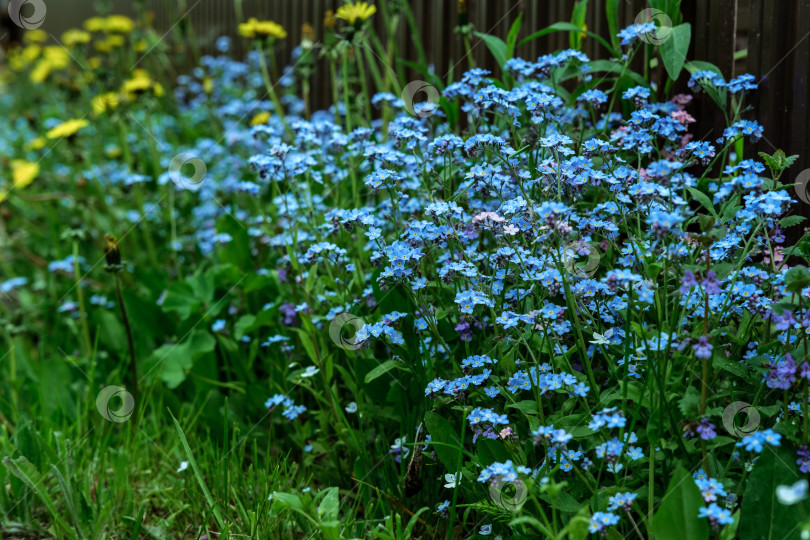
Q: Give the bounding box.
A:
[9,45,41,71]
[24,29,47,43]
[105,15,135,34]
[62,29,92,47]
[25,137,47,151]
[107,34,126,48]
[88,57,102,69]
[84,16,106,32]
[121,70,163,99]
[250,111,271,126]
[46,119,89,139]
[335,2,377,25]
[238,18,287,39]
[11,160,39,189]
[29,60,51,83]
[42,46,70,69]
[92,92,120,115]
[122,73,151,94]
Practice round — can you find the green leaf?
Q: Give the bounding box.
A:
[425,411,464,472]
[739,446,807,540]
[317,487,339,521]
[473,32,508,68]
[660,23,691,80]
[605,0,620,49]
[686,186,718,218]
[3,457,78,539]
[317,487,340,540]
[520,22,618,58]
[51,465,85,538]
[159,282,201,320]
[363,360,401,384]
[476,438,511,466]
[785,266,810,294]
[153,331,216,388]
[234,314,255,340]
[505,14,523,61]
[712,355,748,378]
[780,215,806,229]
[685,60,723,75]
[271,491,304,511]
[170,411,227,530]
[570,0,588,50]
[538,489,582,513]
[506,400,540,416]
[651,466,710,540]
[719,194,742,224]
[677,386,701,417]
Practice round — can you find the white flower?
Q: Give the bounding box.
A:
[444,472,461,488]
[390,437,410,460]
[345,402,358,414]
[301,365,320,378]
[177,461,189,473]
[777,480,808,505]
[503,224,519,236]
[590,328,614,346]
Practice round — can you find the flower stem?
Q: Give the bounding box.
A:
[72,240,92,358]
[115,274,139,409]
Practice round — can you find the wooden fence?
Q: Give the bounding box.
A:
[14,0,810,179]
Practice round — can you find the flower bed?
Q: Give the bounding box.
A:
[0,4,808,539]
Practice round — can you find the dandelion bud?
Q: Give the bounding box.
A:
[103,234,122,268]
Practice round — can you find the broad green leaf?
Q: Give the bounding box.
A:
[605,0,620,49]
[271,491,303,510]
[188,271,215,305]
[520,22,618,58]
[506,400,540,416]
[505,13,523,60]
[652,466,709,540]
[234,314,255,340]
[318,487,339,521]
[570,0,588,50]
[160,282,201,320]
[739,446,807,540]
[585,59,648,87]
[677,386,701,417]
[153,330,216,388]
[474,32,508,68]
[364,359,401,384]
[476,438,511,467]
[780,215,806,229]
[425,411,464,472]
[712,355,748,378]
[686,186,718,218]
[785,266,810,294]
[660,23,691,80]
